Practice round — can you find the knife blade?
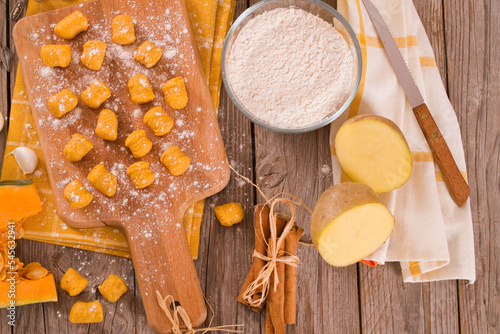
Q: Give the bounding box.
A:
[361,0,470,206]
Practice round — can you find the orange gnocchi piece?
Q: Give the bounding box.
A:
[63,180,93,209]
[160,146,190,176]
[134,41,162,68]
[80,40,107,71]
[162,77,188,109]
[125,130,152,158]
[112,15,136,45]
[63,134,93,162]
[69,300,103,323]
[95,108,118,141]
[47,89,78,118]
[143,106,173,136]
[54,10,89,39]
[81,80,111,109]
[40,45,72,67]
[98,274,128,302]
[87,164,117,197]
[127,161,155,189]
[61,267,88,296]
[214,202,245,227]
[128,74,155,104]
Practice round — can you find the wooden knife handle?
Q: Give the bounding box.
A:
[412,103,470,206]
[124,212,206,333]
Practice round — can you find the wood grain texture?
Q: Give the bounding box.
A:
[0,0,498,332]
[202,74,259,330]
[13,0,230,331]
[442,0,499,332]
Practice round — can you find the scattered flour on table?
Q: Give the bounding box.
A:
[227,7,354,128]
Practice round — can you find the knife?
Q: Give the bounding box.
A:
[361,0,470,206]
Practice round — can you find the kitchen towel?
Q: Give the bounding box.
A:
[330,0,475,282]
[0,0,236,259]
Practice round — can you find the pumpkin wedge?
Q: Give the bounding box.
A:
[0,179,57,308]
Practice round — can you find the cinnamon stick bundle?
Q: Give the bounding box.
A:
[237,204,271,310]
[238,206,302,333]
[284,226,304,325]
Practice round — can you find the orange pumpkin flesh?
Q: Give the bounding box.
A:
[0,274,58,308]
[0,180,57,308]
[0,180,42,225]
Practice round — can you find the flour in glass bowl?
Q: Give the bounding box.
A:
[227,7,355,128]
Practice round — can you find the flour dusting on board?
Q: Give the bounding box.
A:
[227,7,355,128]
[17,0,228,232]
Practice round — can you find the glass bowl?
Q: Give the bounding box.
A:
[221,0,362,133]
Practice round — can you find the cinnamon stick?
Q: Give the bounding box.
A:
[267,237,285,334]
[237,204,271,309]
[265,301,274,334]
[284,226,304,325]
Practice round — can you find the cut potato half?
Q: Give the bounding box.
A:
[335,115,412,193]
[310,183,395,267]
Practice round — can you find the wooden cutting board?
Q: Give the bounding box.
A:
[13,0,230,332]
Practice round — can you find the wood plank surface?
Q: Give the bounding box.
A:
[442,0,500,333]
[0,0,498,333]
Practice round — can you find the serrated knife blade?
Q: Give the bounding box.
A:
[362,0,424,108]
[361,0,470,206]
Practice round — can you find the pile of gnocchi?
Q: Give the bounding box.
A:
[60,267,128,323]
[40,10,192,209]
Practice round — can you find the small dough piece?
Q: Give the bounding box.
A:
[161,146,190,176]
[69,301,103,323]
[47,89,78,117]
[95,108,118,141]
[134,41,162,68]
[54,10,89,39]
[215,202,245,227]
[81,40,107,70]
[81,80,111,109]
[40,45,71,67]
[61,267,88,296]
[63,134,93,162]
[112,15,136,45]
[127,161,155,189]
[87,164,117,197]
[162,77,188,109]
[98,274,128,303]
[143,106,173,136]
[63,180,93,209]
[128,74,155,104]
[125,130,152,158]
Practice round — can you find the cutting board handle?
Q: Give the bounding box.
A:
[124,212,206,333]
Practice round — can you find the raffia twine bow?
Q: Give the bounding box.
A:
[156,291,244,334]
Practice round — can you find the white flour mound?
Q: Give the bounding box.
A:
[227,7,354,128]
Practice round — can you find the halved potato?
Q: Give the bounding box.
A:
[335,115,412,193]
[310,183,394,267]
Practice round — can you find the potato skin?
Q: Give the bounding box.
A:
[310,182,381,247]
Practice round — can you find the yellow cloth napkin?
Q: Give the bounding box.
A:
[1,0,236,259]
[330,0,475,282]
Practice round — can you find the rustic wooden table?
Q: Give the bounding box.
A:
[0,0,497,333]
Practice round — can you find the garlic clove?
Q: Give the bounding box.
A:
[8,147,39,174]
